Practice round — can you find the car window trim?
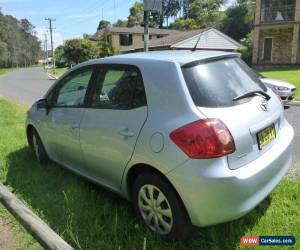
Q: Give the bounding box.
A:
[85,63,147,110]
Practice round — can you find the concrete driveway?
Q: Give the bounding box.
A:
[0,67,299,177]
[0,67,55,106]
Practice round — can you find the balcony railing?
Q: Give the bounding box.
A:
[260,5,295,23]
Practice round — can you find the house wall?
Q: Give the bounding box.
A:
[110,33,163,51]
[110,33,143,50]
[253,0,300,64]
[258,28,294,64]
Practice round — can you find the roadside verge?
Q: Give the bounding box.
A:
[0,183,74,250]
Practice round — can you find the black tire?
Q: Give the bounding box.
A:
[29,129,49,165]
[132,172,193,241]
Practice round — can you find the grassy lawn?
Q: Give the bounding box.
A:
[259,66,300,100]
[0,68,16,76]
[0,98,299,249]
[47,67,67,78]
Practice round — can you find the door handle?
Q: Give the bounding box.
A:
[118,128,134,138]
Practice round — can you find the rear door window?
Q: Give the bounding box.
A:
[182,57,267,107]
[90,65,147,109]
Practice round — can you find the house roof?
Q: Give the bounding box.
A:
[122,28,242,52]
[171,28,242,51]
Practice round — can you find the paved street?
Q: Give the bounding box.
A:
[0,67,55,106]
[0,68,299,176]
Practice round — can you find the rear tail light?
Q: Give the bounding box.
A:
[170,118,235,159]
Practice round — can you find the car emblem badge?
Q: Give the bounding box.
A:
[260,99,268,111]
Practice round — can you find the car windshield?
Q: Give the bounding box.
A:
[182,57,267,108]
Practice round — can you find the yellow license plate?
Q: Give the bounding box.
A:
[257,124,276,150]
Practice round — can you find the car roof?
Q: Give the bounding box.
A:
[84,50,239,67]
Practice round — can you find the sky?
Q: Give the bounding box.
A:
[0,0,139,48]
[0,0,235,48]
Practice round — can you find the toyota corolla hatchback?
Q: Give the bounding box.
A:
[26,51,294,240]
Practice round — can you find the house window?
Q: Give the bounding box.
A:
[260,0,295,23]
[157,35,164,39]
[119,34,133,46]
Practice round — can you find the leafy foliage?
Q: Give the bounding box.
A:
[189,0,225,27]
[220,0,255,41]
[170,18,199,30]
[239,31,254,65]
[97,20,111,30]
[0,10,41,67]
[55,38,117,67]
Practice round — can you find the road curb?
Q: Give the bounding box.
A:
[47,73,58,80]
[0,183,74,250]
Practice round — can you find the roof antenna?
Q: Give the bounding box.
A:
[192,30,203,52]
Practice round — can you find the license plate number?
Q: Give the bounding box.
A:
[257,124,276,150]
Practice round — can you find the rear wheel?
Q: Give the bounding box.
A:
[132,172,192,241]
[29,129,49,165]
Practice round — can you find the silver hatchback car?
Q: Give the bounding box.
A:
[26,51,294,240]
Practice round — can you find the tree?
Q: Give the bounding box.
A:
[163,0,181,27]
[239,31,254,65]
[189,0,225,28]
[220,0,255,41]
[97,20,110,30]
[63,39,99,65]
[170,18,199,30]
[127,2,143,27]
[0,10,41,67]
[114,19,128,27]
[54,45,66,68]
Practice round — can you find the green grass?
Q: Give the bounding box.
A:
[0,68,16,76]
[0,98,299,249]
[48,67,67,78]
[259,66,300,100]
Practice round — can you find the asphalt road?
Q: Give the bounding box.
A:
[0,67,55,106]
[0,67,299,176]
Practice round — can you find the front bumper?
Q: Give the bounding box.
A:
[167,120,294,227]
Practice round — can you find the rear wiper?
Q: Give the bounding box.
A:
[232,90,270,101]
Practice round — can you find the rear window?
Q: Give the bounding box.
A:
[182,57,267,107]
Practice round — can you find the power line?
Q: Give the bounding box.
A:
[45,18,56,69]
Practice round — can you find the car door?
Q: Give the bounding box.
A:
[44,65,96,170]
[79,64,148,190]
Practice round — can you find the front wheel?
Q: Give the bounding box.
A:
[29,129,49,165]
[132,172,193,241]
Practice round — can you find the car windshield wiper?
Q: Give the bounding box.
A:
[232,90,270,102]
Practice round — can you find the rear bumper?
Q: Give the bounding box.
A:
[167,120,294,227]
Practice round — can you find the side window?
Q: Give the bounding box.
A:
[54,69,93,107]
[91,66,147,109]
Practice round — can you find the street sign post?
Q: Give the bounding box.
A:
[144,0,162,13]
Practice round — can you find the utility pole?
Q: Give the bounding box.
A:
[45,18,56,69]
[44,33,48,68]
[144,10,149,52]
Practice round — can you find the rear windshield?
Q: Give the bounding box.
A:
[182,57,267,107]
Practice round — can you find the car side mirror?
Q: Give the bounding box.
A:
[37,99,48,110]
